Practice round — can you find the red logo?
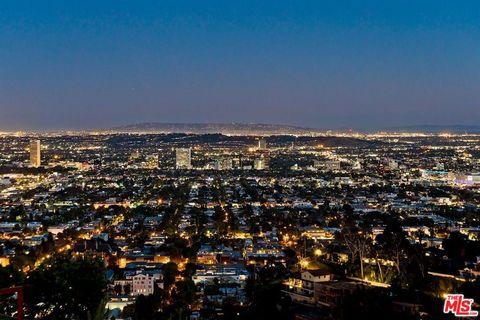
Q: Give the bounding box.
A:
[443,294,478,317]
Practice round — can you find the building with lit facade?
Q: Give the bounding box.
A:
[258,138,267,150]
[114,272,162,296]
[175,148,192,169]
[29,139,41,167]
[254,158,267,170]
[214,158,233,170]
[145,154,159,169]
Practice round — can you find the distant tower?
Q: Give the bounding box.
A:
[29,140,41,167]
[258,138,267,150]
[215,158,233,170]
[145,154,159,169]
[175,148,192,169]
[254,157,267,170]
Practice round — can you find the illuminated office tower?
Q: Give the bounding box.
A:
[254,158,267,170]
[30,140,41,167]
[145,154,159,169]
[175,148,192,169]
[258,138,267,150]
[232,157,242,169]
[214,158,233,170]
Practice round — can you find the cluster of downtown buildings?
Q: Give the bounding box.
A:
[0,131,479,319]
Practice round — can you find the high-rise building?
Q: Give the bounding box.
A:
[145,154,159,169]
[176,148,192,169]
[214,158,233,170]
[258,138,267,150]
[254,158,267,170]
[30,140,41,167]
[325,160,341,171]
[232,157,242,170]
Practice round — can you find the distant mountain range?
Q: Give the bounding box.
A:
[110,122,319,135]
[109,122,480,134]
[105,133,381,148]
[380,125,480,133]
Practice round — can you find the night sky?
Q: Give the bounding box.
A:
[0,1,479,131]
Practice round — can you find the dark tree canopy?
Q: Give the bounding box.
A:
[24,253,107,320]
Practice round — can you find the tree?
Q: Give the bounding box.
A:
[243,264,293,320]
[460,278,480,303]
[134,294,157,320]
[114,284,123,295]
[24,253,107,320]
[341,226,371,280]
[377,222,410,274]
[124,283,131,296]
[337,288,416,320]
[183,262,197,279]
[442,231,468,270]
[172,279,196,306]
[0,265,23,288]
[405,243,428,287]
[0,265,24,316]
[162,262,178,288]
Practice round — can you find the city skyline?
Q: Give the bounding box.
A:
[2,2,480,319]
[7,121,480,134]
[1,129,479,319]
[1,1,480,131]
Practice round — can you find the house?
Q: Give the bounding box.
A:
[23,234,49,247]
[283,270,334,305]
[114,271,163,296]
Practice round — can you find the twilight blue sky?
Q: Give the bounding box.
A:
[0,1,479,130]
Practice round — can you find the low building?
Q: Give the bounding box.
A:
[114,271,163,296]
[192,264,249,285]
[283,270,334,305]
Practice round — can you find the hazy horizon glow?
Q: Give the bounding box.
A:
[1,1,479,130]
